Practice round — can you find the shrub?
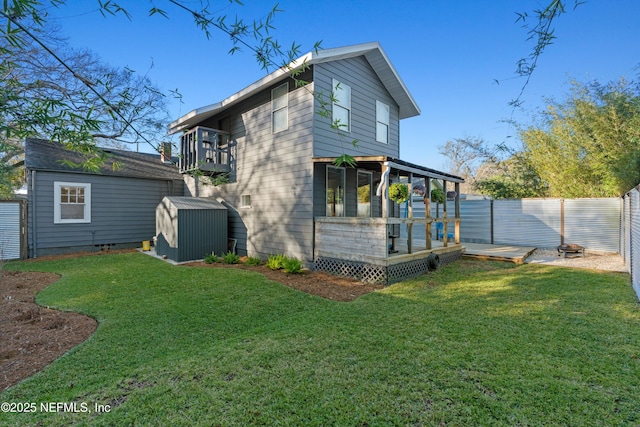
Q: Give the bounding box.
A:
[222,251,241,264]
[245,256,263,266]
[389,183,409,204]
[282,256,303,274]
[204,252,220,264]
[266,254,286,270]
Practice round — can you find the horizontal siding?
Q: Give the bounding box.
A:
[313,57,400,159]
[30,171,183,255]
[192,74,316,262]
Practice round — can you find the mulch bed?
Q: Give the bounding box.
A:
[1,251,380,391]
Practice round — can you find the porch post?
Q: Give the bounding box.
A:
[425,178,432,250]
[455,182,461,244]
[442,180,448,248]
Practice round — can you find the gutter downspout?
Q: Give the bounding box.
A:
[375,164,389,197]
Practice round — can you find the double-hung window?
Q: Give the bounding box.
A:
[54,182,91,224]
[332,79,351,132]
[376,100,390,144]
[272,82,289,133]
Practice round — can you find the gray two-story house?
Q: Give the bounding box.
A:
[169,42,464,284]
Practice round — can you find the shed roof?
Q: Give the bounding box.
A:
[25,138,182,181]
[162,196,226,210]
[168,42,420,134]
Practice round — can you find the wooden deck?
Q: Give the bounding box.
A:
[461,242,536,264]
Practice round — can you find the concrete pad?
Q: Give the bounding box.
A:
[462,242,536,264]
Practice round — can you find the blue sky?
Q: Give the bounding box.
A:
[45,0,640,170]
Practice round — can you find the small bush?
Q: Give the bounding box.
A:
[266,254,286,270]
[204,252,219,264]
[282,256,303,274]
[245,256,263,266]
[222,251,241,264]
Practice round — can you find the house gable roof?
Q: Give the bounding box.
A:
[25,138,182,181]
[168,42,420,134]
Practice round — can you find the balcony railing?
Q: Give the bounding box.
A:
[179,126,230,174]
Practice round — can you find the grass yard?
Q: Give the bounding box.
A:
[1,252,639,426]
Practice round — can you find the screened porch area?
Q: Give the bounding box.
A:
[313,156,465,284]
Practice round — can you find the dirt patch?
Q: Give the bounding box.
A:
[182,260,382,302]
[0,252,379,391]
[0,270,97,391]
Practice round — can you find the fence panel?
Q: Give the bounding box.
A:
[564,198,621,253]
[456,200,492,243]
[0,200,25,260]
[631,189,640,298]
[493,199,562,247]
[623,195,631,272]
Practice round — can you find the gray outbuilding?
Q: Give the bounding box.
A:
[155,196,228,262]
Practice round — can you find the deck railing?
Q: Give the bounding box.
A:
[179,126,231,174]
[314,216,460,262]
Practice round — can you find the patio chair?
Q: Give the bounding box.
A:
[435,222,454,242]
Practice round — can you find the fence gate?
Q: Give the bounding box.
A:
[0,200,27,260]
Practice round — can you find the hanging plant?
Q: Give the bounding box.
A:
[430,188,445,204]
[388,183,409,204]
[447,190,457,200]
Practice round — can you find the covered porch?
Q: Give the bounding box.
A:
[313,156,465,285]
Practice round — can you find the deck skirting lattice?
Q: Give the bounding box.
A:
[315,250,462,285]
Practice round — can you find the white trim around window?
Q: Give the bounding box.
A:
[332,79,351,132]
[271,82,289,133]
[376,100,390,144]
[54,182,91,224]
[240,194,252,208]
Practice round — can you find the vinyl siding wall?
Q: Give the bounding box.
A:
[189,73,316,263]
[312,57,400,158]
[28,170,183,257]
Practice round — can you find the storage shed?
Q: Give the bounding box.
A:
[155,196,228,262]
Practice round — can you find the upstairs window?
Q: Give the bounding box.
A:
[54,182,91,224]
[376,100,389,144]
[271,82,289,133]
[332,79,351,132]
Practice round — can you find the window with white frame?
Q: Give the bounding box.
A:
[240,194,252,208]
[376,100,389,144]
[54,182,91,224]
[271,82,289,133]
[332,79,351,132]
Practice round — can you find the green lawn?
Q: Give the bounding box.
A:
[1,253,639,426]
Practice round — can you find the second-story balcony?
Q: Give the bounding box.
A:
[179,126,231,174]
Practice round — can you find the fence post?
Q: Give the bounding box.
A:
[490,199,494,244]
[560,199,565,246]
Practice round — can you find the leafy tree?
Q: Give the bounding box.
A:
[0,0,308,196]
[508,0,583,107]
[520,78,640,197]
[473,154,547,199]
[438,137,495,194]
